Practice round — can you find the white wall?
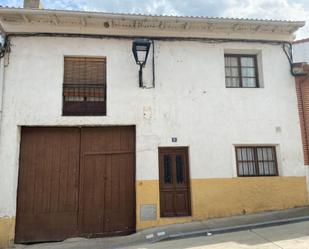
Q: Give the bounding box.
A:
[293,41,309,63]
[0,36,305,217]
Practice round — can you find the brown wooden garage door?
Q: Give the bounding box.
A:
[15,126,135,243]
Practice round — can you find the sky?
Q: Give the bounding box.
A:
[0,0,308,40]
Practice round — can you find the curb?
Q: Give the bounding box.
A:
[149,215,309,243]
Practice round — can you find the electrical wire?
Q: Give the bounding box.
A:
[6,32,290,45]
[1,32,300,77]
[151,39,155,88]
[282,42,307,76]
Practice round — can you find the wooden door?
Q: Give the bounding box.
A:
[159,147,191,217]
[78,127,136,237]
[15,126,136,243]
[15,127,80,243]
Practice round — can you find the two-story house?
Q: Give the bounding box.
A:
[0,0,308,247]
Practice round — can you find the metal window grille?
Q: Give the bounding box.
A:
[63,57,106,116]
[236,146,278,177]
[224,54,259,88]
[163,155,172,184]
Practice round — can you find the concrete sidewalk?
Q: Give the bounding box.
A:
[127,220,309,249]
[14,206,309,249]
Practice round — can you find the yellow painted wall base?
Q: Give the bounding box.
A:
[0,217,15,249]
[136,177,309,230]
[1,177,307,246]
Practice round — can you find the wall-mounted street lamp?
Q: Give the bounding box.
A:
[0,35,6,59]
[132,38,151,87]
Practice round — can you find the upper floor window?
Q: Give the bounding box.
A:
[236,146,278,177]
[63,57,106,116]
[224,54,259,88]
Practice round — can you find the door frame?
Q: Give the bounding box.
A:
[158,146,192,217]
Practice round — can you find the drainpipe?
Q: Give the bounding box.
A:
[0,11,6,124]
[0,34,6,126]
[306,167,309,201]
[0,54,4,123]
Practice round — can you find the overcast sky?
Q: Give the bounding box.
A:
[1,0,308,39]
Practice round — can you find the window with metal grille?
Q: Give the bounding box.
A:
[164,155,172,184]
[236,146,278,176]
[63,57,106,116]
[224,54,259,88]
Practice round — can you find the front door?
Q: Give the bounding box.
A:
[159,147,191,217]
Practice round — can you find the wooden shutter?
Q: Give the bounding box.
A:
[64,57,106,85]
[63,57,106,116]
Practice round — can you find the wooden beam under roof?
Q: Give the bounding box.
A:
[255,25,262,32]
[52,14,60,25]
[80,17,87,26]
[0,17,5,34]
[233,23,240,31]
[21,14,30,23]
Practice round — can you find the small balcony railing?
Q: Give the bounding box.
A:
[63,84,106,116]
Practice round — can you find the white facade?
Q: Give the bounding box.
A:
[0,35,305,217]
[293,39,309,63]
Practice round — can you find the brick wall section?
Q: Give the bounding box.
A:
[295,64,309,165]
[296,75,309,165]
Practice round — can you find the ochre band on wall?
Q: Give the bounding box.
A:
[0,217,15,249]
[1,177,307,248]
[136,177,308,230]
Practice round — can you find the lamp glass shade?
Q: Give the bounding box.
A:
[136,50,147,64]
[132,39,151,66]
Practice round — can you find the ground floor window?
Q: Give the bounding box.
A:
[235,146,278,177]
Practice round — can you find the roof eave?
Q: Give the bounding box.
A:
[0,7,305,26]
[0,7,304,42]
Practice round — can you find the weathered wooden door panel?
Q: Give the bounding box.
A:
[16,127,80,243]
[174,192,189,215]
[103,153,135,235]
[78,155,106,236]
[16,126,136,243]
[79,127,135,237]
[159,147,191,217]
[160,192,175,216]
